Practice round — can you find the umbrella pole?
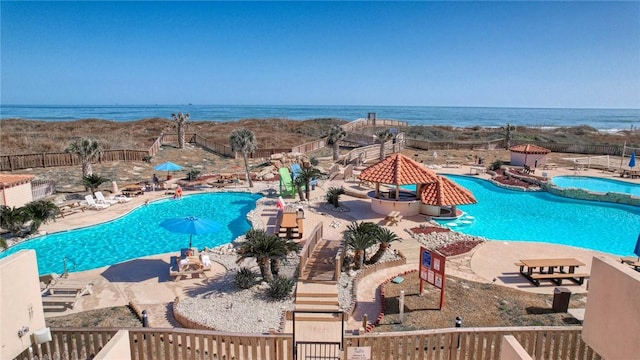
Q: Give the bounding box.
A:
[189,234,193,249]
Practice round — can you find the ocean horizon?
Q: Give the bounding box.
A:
[1,104,639,131]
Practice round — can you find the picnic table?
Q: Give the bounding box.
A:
[278,206,304,239]
[516,258,588,287]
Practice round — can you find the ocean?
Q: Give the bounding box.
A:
[1,104,639,131]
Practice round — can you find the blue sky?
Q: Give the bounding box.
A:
[1,1,639,108]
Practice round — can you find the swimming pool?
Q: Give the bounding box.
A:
[551,176,640,197]
[430,176,640,256]
[0,192,261,275]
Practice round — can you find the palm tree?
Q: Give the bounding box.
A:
[293,176,306,201]
[0,205,28,237]
[375,128,394,160]
[297,167,321,201]
[172,112,190,149]
[82,174,110,197]
[237,230,286,282]
[343,221,379,269]
[368,227,402,264]
[66,137,102,178]
[22,200,59,234]
[229,128,257,188]
[325,187,345,208]
[270,237,300,277]
[503,122,516,149]
[325,124,346,161]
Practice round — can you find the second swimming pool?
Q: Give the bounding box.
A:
[435,175,640,256]
[551,176,640,197]
[0,192,262,275]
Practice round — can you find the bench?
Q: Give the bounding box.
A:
[529,272,589,287]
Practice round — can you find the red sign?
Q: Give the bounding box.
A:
[419,247,446,309]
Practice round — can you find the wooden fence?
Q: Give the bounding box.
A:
[405,138,506,151]
[298,223,324,279]
[16,326,601,360]
[510,140,623,156]
[0,149,149,171]
[31,180,56,200]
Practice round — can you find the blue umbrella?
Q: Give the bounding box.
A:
[154,161,184,179]
[160,216,222,248]
[629,152,636,169]
[634,233,640,261]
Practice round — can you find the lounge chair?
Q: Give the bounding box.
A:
[95,191,118,205]
[278,167,295,197]
[384,211,403,226]
[112,194,132,203]
[84,195,110,210]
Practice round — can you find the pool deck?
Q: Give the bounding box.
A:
[33,163,638,328]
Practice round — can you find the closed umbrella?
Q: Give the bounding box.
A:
[629,152,636,169]
[154,161,184,180]
[160,216,222,249]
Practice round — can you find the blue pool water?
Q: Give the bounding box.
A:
[0,192,261,275]
[551,176,640,197]
[415,176,640,256]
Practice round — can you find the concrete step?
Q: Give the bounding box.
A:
[294,303,341,312]
[295,282,338,298]
[295,296,339,306]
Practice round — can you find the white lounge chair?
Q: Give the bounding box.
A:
[95,191,118,205]
[112,194,132,203]
[84,194,110,210]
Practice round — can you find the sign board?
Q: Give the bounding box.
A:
[419,247,447,309]
[347,347,371,360]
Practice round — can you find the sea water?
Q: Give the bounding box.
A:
[1,104,639,131]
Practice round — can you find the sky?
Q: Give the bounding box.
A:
[1,1,639,108]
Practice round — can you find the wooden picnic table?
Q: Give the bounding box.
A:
[516,258,588,287]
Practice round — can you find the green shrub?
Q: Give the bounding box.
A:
[309,157,319,166]
[489,160,504,171]
[186,169,202,181]
[325,187,345,208]
[235,267,257,289]
[267,276,295,300]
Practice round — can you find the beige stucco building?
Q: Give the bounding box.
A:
[0,174,35,208]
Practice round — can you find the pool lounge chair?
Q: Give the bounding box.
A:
[95,191,119,205]
[278,167,295,197]
[84,195,110,210]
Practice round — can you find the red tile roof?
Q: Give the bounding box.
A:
[509,144,551,154]
[358,153,439,185]
[0,174,35,189]
[420,176,477,206]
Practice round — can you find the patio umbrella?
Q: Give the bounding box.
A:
[160,216,222,249]
[629,152,636,169]
[154,161,184,179]
[634,233,640,261]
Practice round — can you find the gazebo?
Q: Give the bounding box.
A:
[358,153,439,216]
[509,144,551,168]
[420,176,477,218]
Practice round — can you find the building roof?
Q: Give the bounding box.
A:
[509,144,551,154]
[420,176,477,206]
[358,153,439,185]
[0,174,35,189]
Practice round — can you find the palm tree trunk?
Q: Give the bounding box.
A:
[242,153,254,187]
[296,186,306,201]
[82,161,92,177]
[332,143,339,160]
[178,124,185,149]
[379,143,385,160]
[270,258,281,277]
[258,258,273,282]
[369,243,389,264]
[354,250,365,270]
[305,180,311,201]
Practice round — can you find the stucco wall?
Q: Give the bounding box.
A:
[499,335,533,360]
[510,153,546,167]
[93,330,132,360]
[0,250,46,359]
[582,256,640,359]
[0,182,34,207]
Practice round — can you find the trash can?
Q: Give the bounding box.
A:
[552,287,571,312]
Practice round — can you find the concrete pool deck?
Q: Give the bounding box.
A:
[31,164,637,328]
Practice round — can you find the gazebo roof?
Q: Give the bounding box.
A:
[420,176,477,206]
[358,153,439,185]
[509,144,551,154]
